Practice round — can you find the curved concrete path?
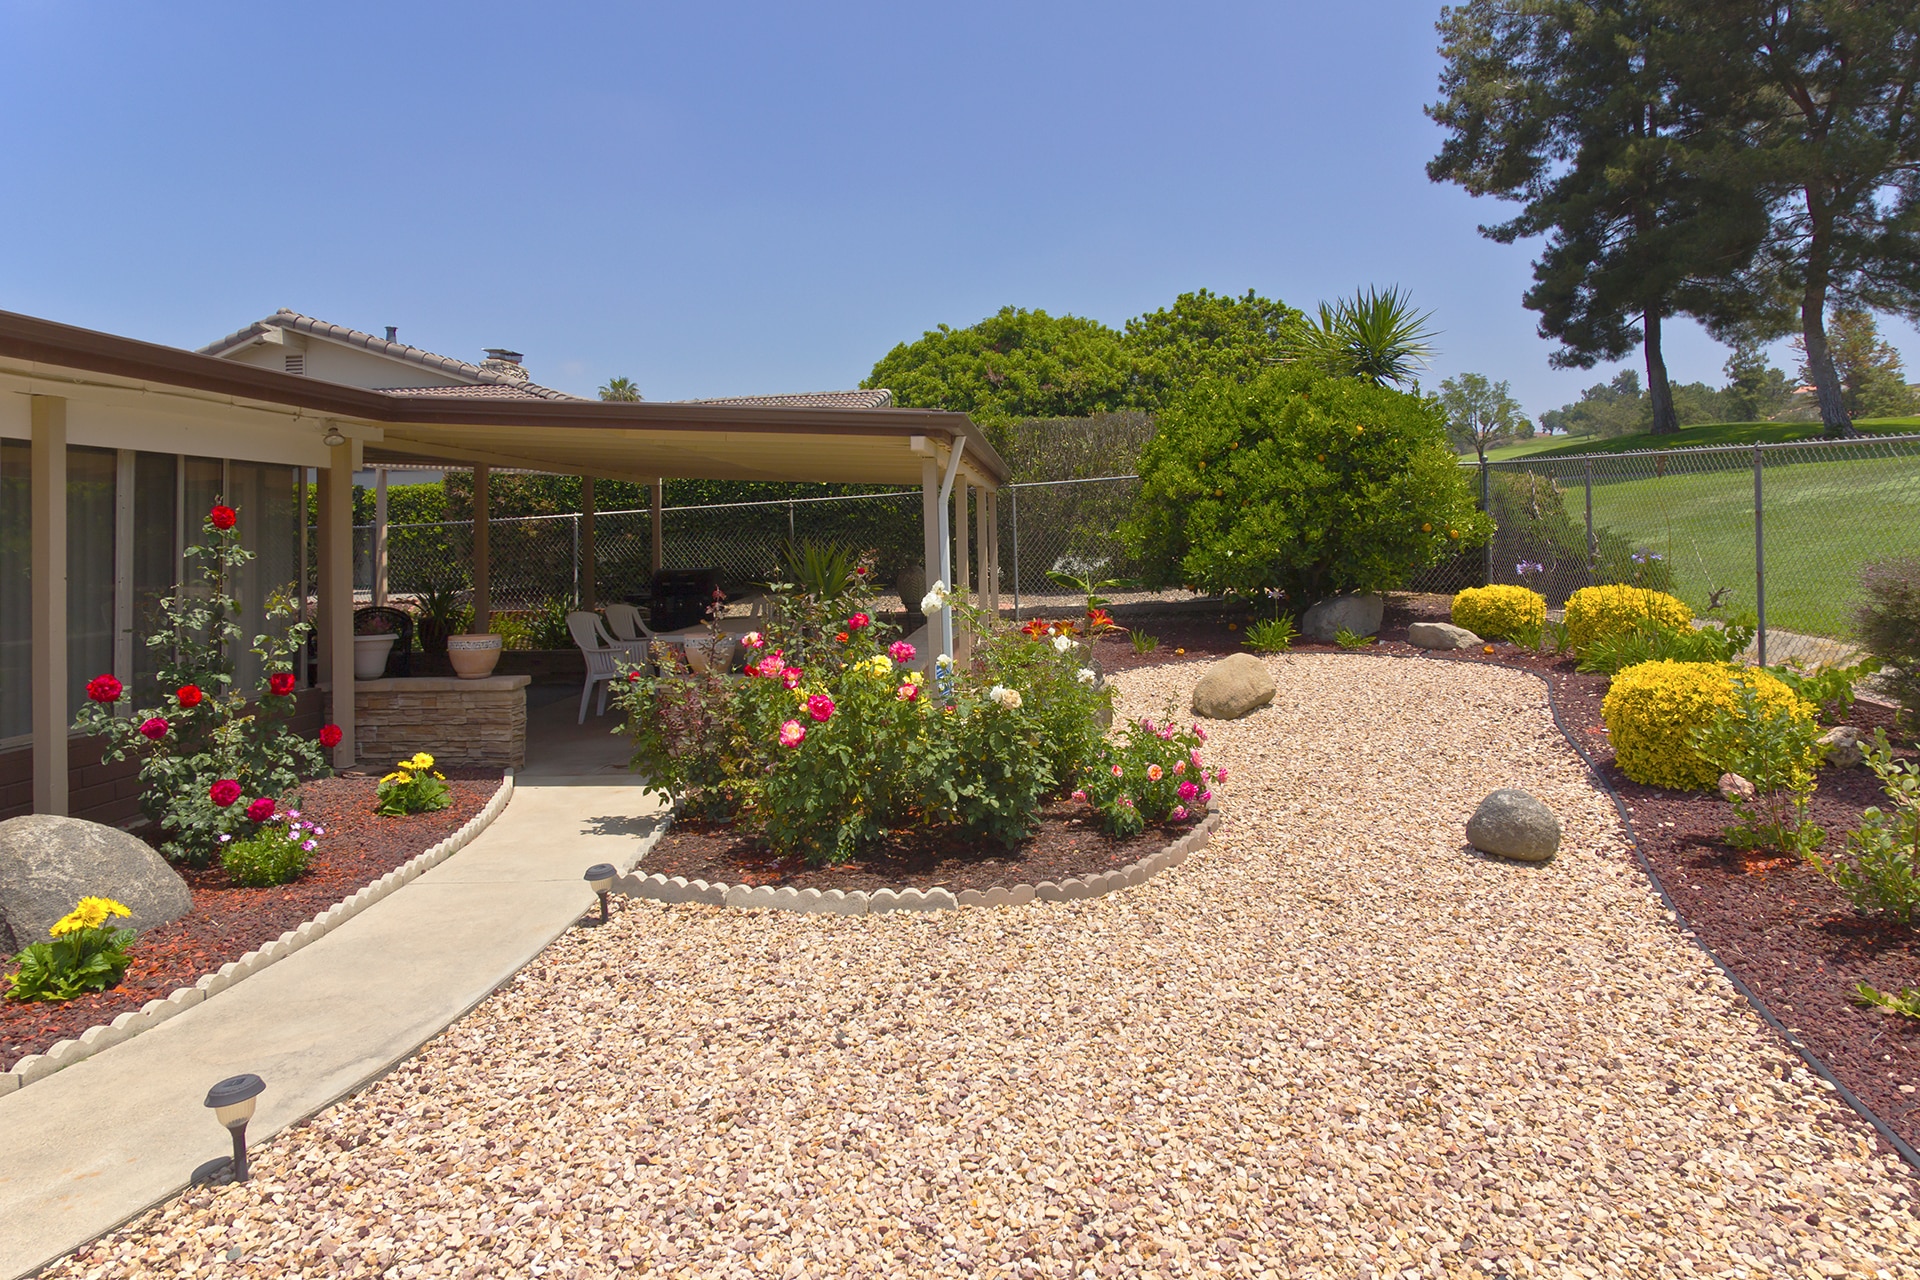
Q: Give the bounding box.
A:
[0,699,658,1280]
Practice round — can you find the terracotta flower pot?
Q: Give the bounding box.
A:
[447,633,503,679]
[352,634,397,681]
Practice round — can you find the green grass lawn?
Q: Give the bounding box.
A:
[1506,417,1920,461]
[1544,449,1920,637]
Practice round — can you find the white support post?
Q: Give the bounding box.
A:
[920,457,942,669]
[114,450,135,687]
[30,396,68,815]
[952,479,972,663]
[472,464,491,634]
[323,441,356,767]
[372,466,389,607]
[935,440,966,663]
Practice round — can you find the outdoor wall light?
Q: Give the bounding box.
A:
[585,863,618,925]
[194,1073,266,1184]
[321,426,346,448]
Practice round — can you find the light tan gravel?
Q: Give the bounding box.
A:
[42,654,1920,1279]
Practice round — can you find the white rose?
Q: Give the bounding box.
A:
[990,685,1022,710]
[920,581,949,615]
[1052,634,1074,653]
[1076,667,1096,685]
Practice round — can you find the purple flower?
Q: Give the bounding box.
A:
[301,839,317,852]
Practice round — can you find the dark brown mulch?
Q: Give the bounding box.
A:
[1,770,502,1072]
[640,802,1199,895]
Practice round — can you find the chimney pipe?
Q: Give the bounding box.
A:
[385,326,398,343]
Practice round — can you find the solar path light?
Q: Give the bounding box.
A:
[585,863,617,925]
[194,1073,266,1184]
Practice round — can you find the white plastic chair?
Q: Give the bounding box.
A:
[567,611,640,724]
[604,601,655,644]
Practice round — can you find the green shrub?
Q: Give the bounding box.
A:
[4,897,135,1003]
[221,813,319,887]
[374,752,453,816]
[1768,656,1883,722]
[1690,678,1826,856]
[1451,585,1546,642]
[1128,629,1160,655]
[974,618,1113,796]
[1576,615,1755,676]
[1564,585,1693,654]
[1126,365,1489,604]
[1243,616,1296,653]
[1601,661,1810,791]
[1334,628,1375,649]
[1811,732,1920,923]
[778,539,862,600]
[1856,555,1920,727]
[1076,715,1224,838]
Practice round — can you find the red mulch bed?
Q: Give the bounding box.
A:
[643,802,1200,895]
[1089,592,1920,1152]
[2,771,502,1072]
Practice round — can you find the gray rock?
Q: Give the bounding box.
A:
[1190,653,1277,720]
[1465,789,1562,863]
[1719,772,1756,803]
[0,815,190,953]
[1408,621,1483,650]
[1301,594,1385,643]
[1819,726,1866,769]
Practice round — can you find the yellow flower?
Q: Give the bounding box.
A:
[906,670,927,686]
[381,771,408,784]
[433,772,446,780]
[406,752,435,771]
[51,896,130,937]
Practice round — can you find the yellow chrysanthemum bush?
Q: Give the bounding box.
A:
[1450,585,1547,643]
[1564,585,1693,654]
[1601,661,1811,791]
[6,896,135,1003]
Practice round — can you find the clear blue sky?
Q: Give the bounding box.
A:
[4,1,1912,421]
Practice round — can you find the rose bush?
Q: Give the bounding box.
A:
[1077,715,1223,837]
[70,505,330,864]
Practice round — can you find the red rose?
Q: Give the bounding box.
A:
[268,671,296,697]
[318,723,343,748]
[86,673,123,704]
[209,779,242,808]
[209,505,237,531]
[846,612,871,631]
[836,631,850,643]
[175,684,203,707]
[626,670,640,682]
[139,716,169,740]
[244,796,275,823]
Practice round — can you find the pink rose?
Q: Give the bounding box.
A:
[781,667,803,689]
[139,716,169,741]
[1147,764,1163,781]
[742,631,765,649]
[846,612,871,631]
[896,683,919,702]
[1173,761,1186,775]
[1111,764,1123,777]
[806,694,835,723]
[1190,749,1205,769]
[1071,789,1088,802]
[1200,790,1212,804]
[778,720,806,748]
[888,641,916,663]
[1178,780,1199,802]
[1193,724,1207,742]
[1214,768,1228,783]
[1171,805,1190,822]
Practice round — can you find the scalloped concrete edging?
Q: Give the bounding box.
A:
[0,772,518,1096]
[609,807,1222,915]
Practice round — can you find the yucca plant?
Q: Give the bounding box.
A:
[1285,285,1437,387]
[778,539,861,602]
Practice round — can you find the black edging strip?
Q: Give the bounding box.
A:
[1427,650,1920,1174]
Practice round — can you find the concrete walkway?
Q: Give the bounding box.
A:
[0,694,659,1280]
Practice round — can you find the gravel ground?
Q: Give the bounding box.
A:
[43,656,1920,1279]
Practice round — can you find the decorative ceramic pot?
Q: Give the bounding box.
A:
[447,633,504,679]
[896,563,927,616]
[352,633,397,681]
[683,634,734,676]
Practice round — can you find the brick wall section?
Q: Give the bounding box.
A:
[0,690,328,825]
[354,676,529,772]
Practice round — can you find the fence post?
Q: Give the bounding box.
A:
[1753,443,1766,667]
[1010,484,1022,620]
[1583,460,1595,567]
[1480,461,1492,584]
[571,514,580,607]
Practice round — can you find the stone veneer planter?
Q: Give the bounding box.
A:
[0,773,516,1096]
[355,675,529,770]
[608,808,1221,915]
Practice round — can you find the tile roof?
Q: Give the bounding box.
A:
[196,309,581,401]
[679,389,894,410]
[376,383,559,400]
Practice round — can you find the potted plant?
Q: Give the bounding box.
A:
[448,626,504,678]
[413,581,471,655]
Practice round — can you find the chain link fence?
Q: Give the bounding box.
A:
[321,432,1920,648]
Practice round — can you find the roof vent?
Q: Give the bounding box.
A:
[284,353,305,377]
[479,348,529,382]
[385,327,398,343]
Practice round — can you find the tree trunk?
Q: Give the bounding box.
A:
[1801,292,1857,438]
[1643,310,1680,435]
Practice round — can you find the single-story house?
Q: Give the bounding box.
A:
[0,307,1003,823]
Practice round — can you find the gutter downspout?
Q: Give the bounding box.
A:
[936,438,966,662]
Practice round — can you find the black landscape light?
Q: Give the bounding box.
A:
[194,1073,266,1184]
[585,863,618,925]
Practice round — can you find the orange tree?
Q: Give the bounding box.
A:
[1125,366,1490,606]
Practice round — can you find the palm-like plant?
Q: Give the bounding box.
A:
[1287,286,1438,387]
[599,376,643,402]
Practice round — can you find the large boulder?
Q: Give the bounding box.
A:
[1408,621,1482,650]
[1465,789,1562,863]
[1301,594,1385,643]
[0,815,190,953]
[1191,653,1277,720]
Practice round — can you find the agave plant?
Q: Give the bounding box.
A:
[1287,285,1438,387]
